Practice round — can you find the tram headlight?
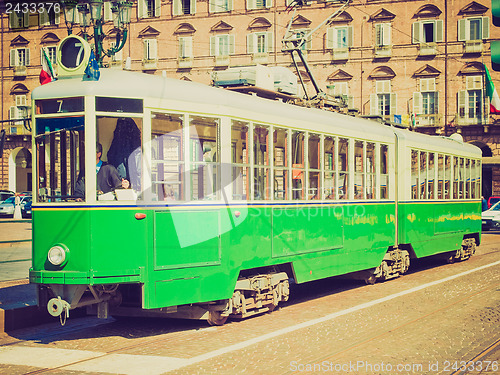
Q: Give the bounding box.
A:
[47,245,69,266]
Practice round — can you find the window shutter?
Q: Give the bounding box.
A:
[9,13,16,29]
[376,80,390,93]
[40,10,49,26]
[154,0,161,16]
[179,37,192,57]
[229,35,235,55]
[209,0,216,13]
[435,20,443,42]
[173,0,181,15]
[390,93,397,115]
[412,22,421,44]
[413,92,422,114]
[347,26,353,47]
[10,49,17,67]
[25,48,30,66]
[347,95,354,108]
[266,0,273,8]
[247,0,256,10]
[190,0,196,13]
[383,23,391,45]
[150,39,158,59]
[103,2,113,21]
[266,32,273,52]
[375,24,382,45]
[458,19,466,41]
[23,11,29,27]
[247,33,255,54]
[482,17,490,39]
[16,95,27,107]
[210,36,216,56]
[9,106,19,120]
[138,0,147,18]
[370,93,378,115]
[326,28,334,49]
[458,90,467,118]
[228,0,234,11]
[420,78,436,92]
[466,76,482,90]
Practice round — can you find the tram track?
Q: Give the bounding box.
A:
[6,256,500,375]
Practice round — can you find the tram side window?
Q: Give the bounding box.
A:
[308,133,320,200]
[151,112,184,201]
[380,144,389,199]
[475,159,481,199]
[465,158,471,199]
[459,158,465,199]
[453,156,460,199]
[323,136,335,200]
[428,153,435,199]
[96,117,143,201]
[411,150,419,199]
[365,143,375,199]
[444,155,451,199]
[231,121,249,200]
[354,141,364,199]
[437,154,444,199]
[36,125,84,202]
[254,124,270,200]
[273,127,288,200]
[420,151,428,199]
[292,131,305,200]
[338,138,349,199]
[190,116,220,200]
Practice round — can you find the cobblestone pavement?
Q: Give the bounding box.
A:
[0,233,498,375]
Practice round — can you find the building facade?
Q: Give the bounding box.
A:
[1,0,500,197]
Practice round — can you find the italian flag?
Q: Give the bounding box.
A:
[485,64,500,114]
[39,48,56,85]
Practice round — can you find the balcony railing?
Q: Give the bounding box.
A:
[142,59,157,70]
[178,56,193,69]
[332,48,349,61]
[374,45,392,58]
[252,53,269,64]
[418,42,437,56]
[414,113,442,127]
[463,40,483,54]
[215,55,230,67]
[13,65,27,77]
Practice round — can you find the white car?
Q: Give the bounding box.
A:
[482,201,500,231]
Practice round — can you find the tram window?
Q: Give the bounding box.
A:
[152,112,184,201]
[411,150,419,199]
[453,157,459,199]
[36,97,84,115]
[253,125,270,200]
[459,158,465,200]
[231,120,249,200]
[366,143,375,199]
[96,97,143,113]
[354,141,364,199]
[428,153,435,199]
[308,133,320,200]
[273,127,288,200]
[338,138,349,199]
[380,144,389,199]
[438,154,444,199]
[96,116,143,200]
[36,128,84,202]
[444,155,451,199]
[323,136,335,200]
[420,152,428,199]
[190,116,220,200]
[292,130,305,200]
[465,159,471,199]
[475,160,481,199]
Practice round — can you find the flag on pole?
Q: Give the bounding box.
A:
[485,64,500,114]
[39,48,56,85]
[83,51,100,81]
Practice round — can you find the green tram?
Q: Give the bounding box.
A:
[30,36,482,325]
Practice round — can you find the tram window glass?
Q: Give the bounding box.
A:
[470,159,476,198]
[366,143,375,199]
[428,153,435,199]
[96,97,143,113]
[36,128,84,202]
[273,127,288,200]
[411,150,418,199]
[453,156,459,199]
[231,120,249,200]
[292,131,305,200]
[438,154,444,199]
[354,141,364,199]
[253,124,270,200]
[380,144,389,199]
[459,158,465,199]
[324,136,335,200]
[308,133,320,200]
[475,160,481,199]
[420,151,428,199]
[465,158,471,199]
[444,155,451,199]
[190,116,220,200]
[36,97,84,115]
[338,138,349,199]
[152,112,184,201]
[96,117,143,200]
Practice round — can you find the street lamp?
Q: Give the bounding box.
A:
[61,0,133,67]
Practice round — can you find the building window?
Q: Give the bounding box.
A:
[138,0,161,18]
[210,35,235,56]
[143,39,158,60]
[173,0,196,15]
[10,48,30,67]
[9,11,29,29]
[41,46,57,65]
[179,37,193,58]
[327,82,353,108]
[458,17,489,41]
[412,20,443,44]
[247,32,272,54]
[374,23,391,57]
[413,78,439,126]
[458,76,487,125]
[326,26,353,60]
[210,0,233,13]
[40,7,60,26]
[370,80,396,117]
[247,0,272,11]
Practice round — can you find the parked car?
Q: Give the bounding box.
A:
[482,201,500,231]
[21,197,32,218]
[0,195,31,218]
[487,196,500,209]
[0,190,15,204]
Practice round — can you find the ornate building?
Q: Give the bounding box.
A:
[1,0,499,197]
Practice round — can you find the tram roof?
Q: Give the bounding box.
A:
[32,69,480,156]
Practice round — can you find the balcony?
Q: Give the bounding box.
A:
[414,114,442,127]
[463,40,483,54]
[374,45,391,58]
[178,56,193,69]
[13,65,27,77]
[331,48,349,61]
[142,59,157,70]
[418,42,437,56]
[252,53,269,65]
[215,55,230,67]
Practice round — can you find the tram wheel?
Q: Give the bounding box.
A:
[207,310,228,326]
[365,275,377,285]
